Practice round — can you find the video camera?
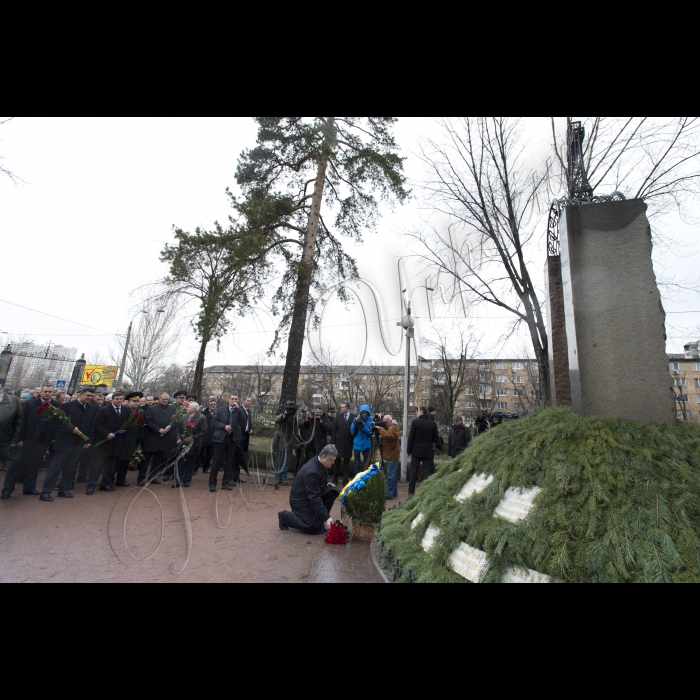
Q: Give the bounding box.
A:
[280,400,299,421]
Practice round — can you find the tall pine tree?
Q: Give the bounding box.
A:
[234,117,408,405]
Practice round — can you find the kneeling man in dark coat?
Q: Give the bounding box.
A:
[278,446,339,535]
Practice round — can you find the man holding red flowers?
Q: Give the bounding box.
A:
[40,388,98,502]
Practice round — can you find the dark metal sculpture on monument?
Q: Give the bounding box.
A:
[545,121,675,423]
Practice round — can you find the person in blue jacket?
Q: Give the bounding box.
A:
[351,405,374,474]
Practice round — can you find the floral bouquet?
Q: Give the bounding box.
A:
[164,406,188,437]
[325,521,349,546]
[93,412,146,450]
[37,401,89,442]
[338,464,387,539]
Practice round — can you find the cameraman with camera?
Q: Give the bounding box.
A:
[274,401,298,489]
[375,414,400,501]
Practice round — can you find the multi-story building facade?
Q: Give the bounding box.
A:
[203,357,540,424]
[5,343,77,391]
[204,339,700,424]
[669,341,700,423]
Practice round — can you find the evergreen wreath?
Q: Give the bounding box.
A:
[379,408,700,584]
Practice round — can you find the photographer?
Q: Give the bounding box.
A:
[313,408,331,456]
[376,415,400,501]
[350,404,374,474]
[475,411,490,436]
[274,401,298,489]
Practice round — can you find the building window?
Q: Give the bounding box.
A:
[676,395,689,403]
[497,403,508,411]
[674,378,687,387]
[422,363,431,370]
[455,401,461,408]
[695,379,700,388]
[531,363,540,371]
[512,363,524,371]
[693,363,700,372]
[421,387,431,395]
[479,386,492,395]
[465,388,475,396]
[677,411,689,420]
[496,376,507,384]
[670,363,685,372]
[466,402,476,409]
[498,389,509,397]
[514,376,525,384]
[479,362,491,371]
[496,362,507,370]
[451,375,458,382]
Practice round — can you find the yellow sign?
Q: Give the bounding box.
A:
[82,365,118,386]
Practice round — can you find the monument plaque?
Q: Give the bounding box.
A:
[421,526,441,553]
[455,474,494,503]
[493,487,542,523]
[450,543,489,583]
[502,567,551,584]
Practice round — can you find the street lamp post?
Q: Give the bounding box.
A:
[397,287,434,483]
[116,309,164,390]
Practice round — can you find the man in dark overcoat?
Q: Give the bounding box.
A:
[278,446,339,535]
[210,395,242,492]
[3,385,52,498]
[0,385,24,500]
[115,392,145,487]
[312,408,331,457]
[197,399,218,474]
[88,392,132,495]
[407,406,441,496]
[330,402,356,486]
[448,416,472,459]
[140,393,177,487]
[40,388,98,502]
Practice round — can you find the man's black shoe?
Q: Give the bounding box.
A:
[116,481,130,488]
[57,491,74,499]
[100,486,116,493]
[39,493,54,503]
[209,486,217,493]
[183,482,191,488]
[222,484,233,492]
[163,476,171,482]
[236,479,247,485]
[1,491,11,500]
[172,483,181,489]
[86,487,95,496]
[137,481,145,488]
[203,469,210,474]
[150,480,161,486]
[278,512,289,531]
[23,489,40,496]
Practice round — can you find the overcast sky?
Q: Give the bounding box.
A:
[0,117,698,371]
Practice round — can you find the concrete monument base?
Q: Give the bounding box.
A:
[559,199,675,424]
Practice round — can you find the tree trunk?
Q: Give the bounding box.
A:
[280,122,334,404]
[192,334,211,402]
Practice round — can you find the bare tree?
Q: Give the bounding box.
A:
[110,299,183,392]
[244,355,284,410]
[423,329,481,425]
[364,362,404,417]
[414,117,553,403]
[551,117,700,221]
[306,346,346,410]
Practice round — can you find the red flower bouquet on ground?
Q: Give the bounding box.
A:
[325,521,349,546]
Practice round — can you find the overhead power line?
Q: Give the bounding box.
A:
[0,298,116,335]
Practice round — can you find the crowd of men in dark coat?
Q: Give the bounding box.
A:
[0,383,255,502]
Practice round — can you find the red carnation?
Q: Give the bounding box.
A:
[136,414,146,425]
[186,422,197,429]
[36,401,51,414]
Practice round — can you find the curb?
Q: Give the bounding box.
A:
[369,540,391,584]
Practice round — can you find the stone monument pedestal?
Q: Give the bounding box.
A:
[559,199,675,424]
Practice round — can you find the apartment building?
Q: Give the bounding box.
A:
[5,342,77,391]
[669,341,700,423]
